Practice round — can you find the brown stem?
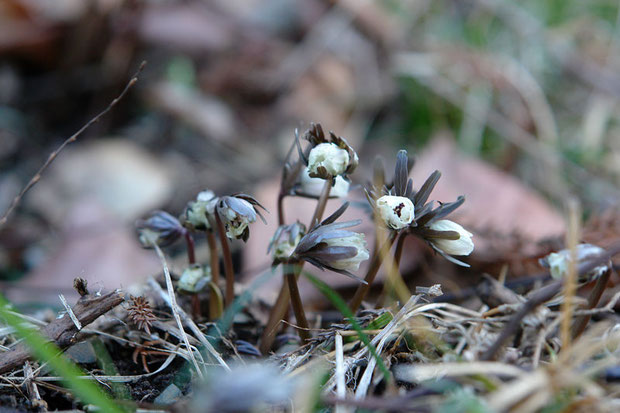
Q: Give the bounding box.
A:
[184,231,196,265]
[285,262,311,342]
[376,232,407,307]
[206,231,220,284]
[277,193,286,226]
[571,267,613,339]
[259,276,291,354]
[214,212,235,307]
[349,232,398,314]
[309,178,332,227]
[191,295,201,320]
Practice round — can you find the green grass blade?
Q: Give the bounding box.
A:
[302,272,391,382]
[0,294,127,413]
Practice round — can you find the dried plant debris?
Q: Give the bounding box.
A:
[2,121,620,413]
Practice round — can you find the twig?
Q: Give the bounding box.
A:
[0,61,146,229]
[334,332,349,413]
[0,287,124,374]
[58,294,82,331]
[23,361,47,411]
[151,244,204,379]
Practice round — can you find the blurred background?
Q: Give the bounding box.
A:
[1,0,620,307]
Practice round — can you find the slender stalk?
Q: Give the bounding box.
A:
[259,276,291,354]
[376,231,407,307]
[277,193,286,226]
[215,212,235,307]
[206,230,222,320]
[184,231,201,319]
[309,178,332,227]
[259,179,332,353]
[206,231,220,284]
[285,262,311,342]
[349,232,397,313]
[184,231,196,265]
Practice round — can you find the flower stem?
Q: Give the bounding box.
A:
[285,262,311,342]
[184,231,196,265]
[206,231,220,284]
[259,276,291,354]
[215,212,235,307]
[349,232,397,313]
[309,178,332,227]
[277,193,286,226]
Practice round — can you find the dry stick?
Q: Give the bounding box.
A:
[259,179,333,353]
[151,244,204,379]
[0,62,146,229]
[214,212,235,307]
[349,232,398,314]
[285,262,311,342]
[560,200,580,354]
[481,241,620,361]
[0,288,124,374]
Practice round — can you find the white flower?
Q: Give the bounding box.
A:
[307,143,350,177]
[185,190,218,230]
[178,264,211,293]
[376,195,415,230]
[323,233,369,272]
[272,233,302,261]
[542,244,607,280]
[220,198,257,239]
[429,220,474,256]
[299,167,350,197]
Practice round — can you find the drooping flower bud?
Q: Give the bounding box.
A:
[292,203,369,281]
[268,222,306,263]
[184,190,218,231]
[376,195,415,230]
[540,243,609,281]
[298,167,350,198]
[178,264,212,293]
[428,220,474,256]
[136,210,185,248]
[216,194,267,242]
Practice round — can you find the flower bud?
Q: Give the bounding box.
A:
[307,143,350,178]
[376,195,415,230]
[178,264,211,293]
[428,220,474,256]
[298,167,350,198]
[269,222,306,262]
[293,202,369,281]
[184,190,218,231]
[136,211,185,248]
[216,195,267,242]
[322,233,369,272]
[540,243,608,281]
